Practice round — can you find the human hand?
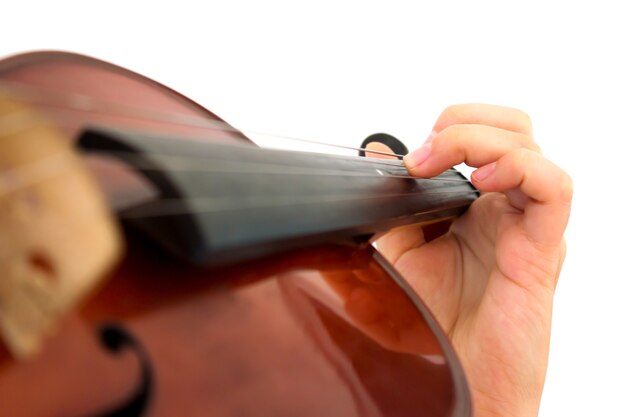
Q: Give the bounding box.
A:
[371,104,572,417]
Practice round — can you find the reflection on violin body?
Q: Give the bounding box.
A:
[322,264,442,356]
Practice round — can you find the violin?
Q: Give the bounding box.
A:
[0,51,477,416]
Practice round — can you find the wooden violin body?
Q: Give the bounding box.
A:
[0,52,474,416]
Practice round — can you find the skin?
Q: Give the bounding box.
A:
[367,104,572,417]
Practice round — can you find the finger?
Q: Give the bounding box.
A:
[471,148,573,246]
[404,124,538,177]
[432,103,534,136]
[554,238,567,288]
[365,142,430,260]
[375,223,427,263]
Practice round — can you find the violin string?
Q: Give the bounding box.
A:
[0,123,470,202]
[120,191,480,218]
[0,146,471,201]
[23,109,411,169]
[0,107,471,187]
[0,118,455,178]
[0,149,472,208]
[1,92,434,182]
[0,81,406,159]
[0,86,475,208]
[86,149,472,183]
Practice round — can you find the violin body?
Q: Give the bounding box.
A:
[0,52,473,416]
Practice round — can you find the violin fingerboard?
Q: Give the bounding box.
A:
[78,127,478,266]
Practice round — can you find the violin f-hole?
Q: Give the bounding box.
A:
[95,323,154,417]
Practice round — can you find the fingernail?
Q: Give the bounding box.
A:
[472,162,497,181]
[404,143,432,168]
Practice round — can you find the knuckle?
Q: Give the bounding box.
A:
[531,142,542,153]
[558,172,574,202]
[523,136,541,152]
[516,109,533,132]
[510,147,534,166]
[481,192,510,217]
[505,148,538,177]
[504,106,534,135]
[435,125,468,158]
[438,104,466,126]
[437,124,464,145]
[442,104,463,118]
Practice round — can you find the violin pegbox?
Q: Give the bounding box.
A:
[0,93,122,359]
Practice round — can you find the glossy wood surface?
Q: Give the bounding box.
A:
[0,51,471,417]
[0,237,465,416]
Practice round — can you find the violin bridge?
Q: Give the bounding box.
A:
[0,93,122,359]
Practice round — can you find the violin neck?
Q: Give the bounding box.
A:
[78,128,479,266]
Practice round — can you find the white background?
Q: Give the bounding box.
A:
[2,1,625,415]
